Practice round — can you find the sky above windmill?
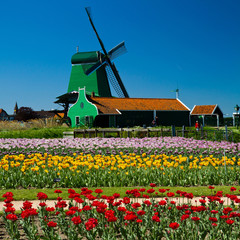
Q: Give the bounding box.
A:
[0,0,239,117]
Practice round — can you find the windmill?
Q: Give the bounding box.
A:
[84,7,129,98]
[55,7,129,120]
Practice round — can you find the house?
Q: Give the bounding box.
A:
[190,105,223,127]
[67,88,190,127]
[0,109,9,120]
[34,110,56,119]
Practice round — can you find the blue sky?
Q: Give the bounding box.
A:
[0,0,239,117]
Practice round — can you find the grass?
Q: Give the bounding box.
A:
[0,185,239,201]
[0,118,239,141]
[0,119,70,138]
[0,127,69,138]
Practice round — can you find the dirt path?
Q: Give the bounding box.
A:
[0,197,236,210]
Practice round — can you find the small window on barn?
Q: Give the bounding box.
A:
[76,116,80,126]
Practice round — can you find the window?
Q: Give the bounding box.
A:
[76,116,80,126]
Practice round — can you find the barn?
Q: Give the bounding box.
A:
[190,105,223,127]
[67,88,190,128]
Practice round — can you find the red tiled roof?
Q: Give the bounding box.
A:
[90,97,189,114]
[191,105,217,115]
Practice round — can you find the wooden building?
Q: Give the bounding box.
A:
[190,105,223,127]
[67,88,190,127]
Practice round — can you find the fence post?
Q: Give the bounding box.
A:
[182,125,185,137]
[95,129,98,137]
[147,129,150,137]
[201,126,204,138]
[117,129,120,137]
[225,125,228,141]
[171,125,176,137]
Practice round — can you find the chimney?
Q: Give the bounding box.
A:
[91,92,95,97]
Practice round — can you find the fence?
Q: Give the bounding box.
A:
[175,127,233,142]
[63,125,235,142]
[71,128,171,138]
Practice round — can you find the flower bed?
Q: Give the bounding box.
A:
[0,151,240,188]
[0,137,239,158]
[0,153,240,189]
[1,137,240,239]
[1,186,240,240]
[0,137,239,188]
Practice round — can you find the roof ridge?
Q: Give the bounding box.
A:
[194,104,217,107]
[91,97,177,100]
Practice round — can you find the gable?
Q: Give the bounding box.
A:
[212,106,223,116]
[0,109,8,116]
[68,88,98,127]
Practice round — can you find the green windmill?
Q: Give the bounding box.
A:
[56,8,129,117]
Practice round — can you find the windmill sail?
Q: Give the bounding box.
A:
[85,58,107,76]
[110,63,129,98]
[85,7,129,98]
[108,42,127,60]
[105,65,125,98]
[85,7,108,57]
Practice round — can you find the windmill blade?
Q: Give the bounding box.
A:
[85,7,92,18]
[85,7,108,56]
[108,62,129,98]
[85,41,127,75]
[84,59,107,76]
[105,65,125,98]
[85,7,129,98]
[108,41,127,60]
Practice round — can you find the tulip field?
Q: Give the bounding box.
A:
[0,137,239,188]
[2,186,240,239]
[0,137,240,239]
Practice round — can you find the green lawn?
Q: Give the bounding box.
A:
[0,185,239,201]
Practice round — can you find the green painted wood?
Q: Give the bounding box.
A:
[67,52,112,97]
[71,51,101,64]
[67,88,98,127]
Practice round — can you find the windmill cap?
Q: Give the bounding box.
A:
[71,51,104,64]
